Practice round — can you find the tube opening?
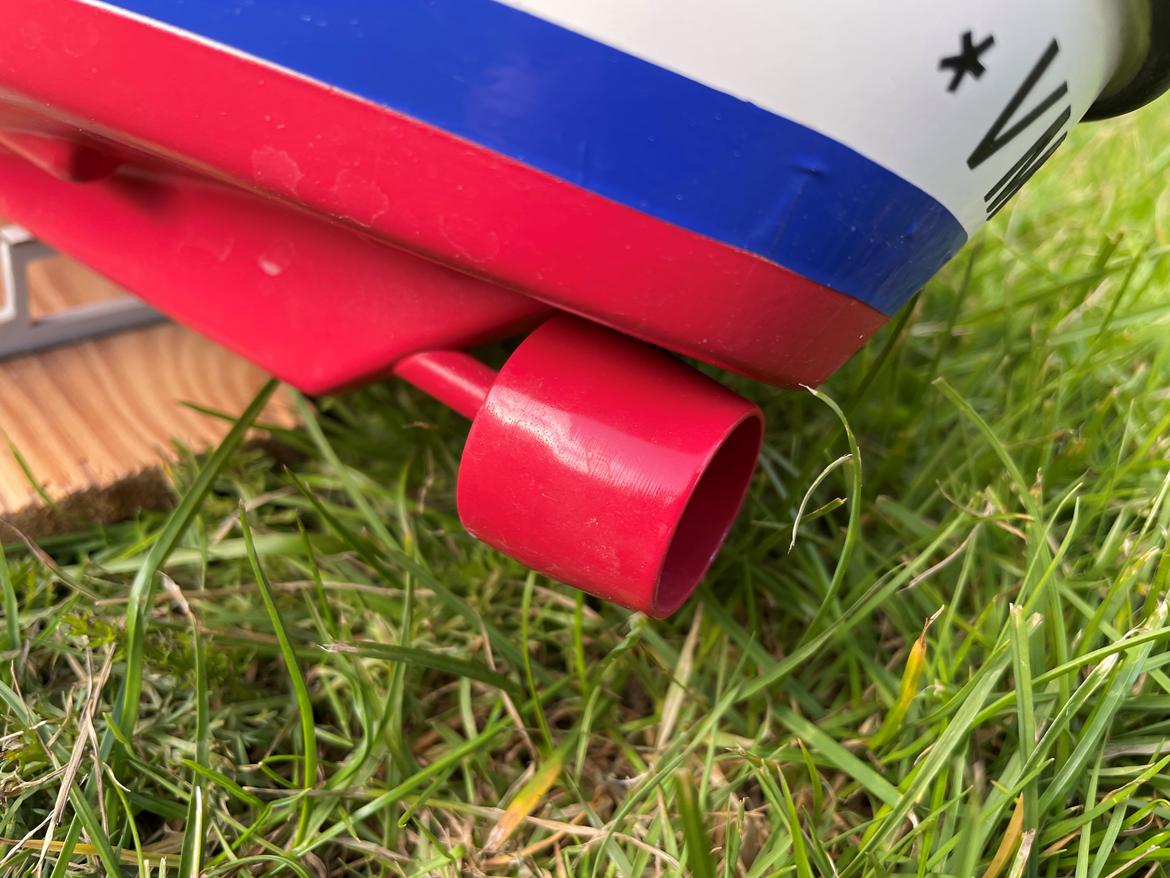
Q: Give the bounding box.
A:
[652,411,764,618]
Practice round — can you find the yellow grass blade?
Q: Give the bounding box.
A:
[0,838,172,866]
[869,607,943,749]
[981,796,1026,878]
[486,750,564,850]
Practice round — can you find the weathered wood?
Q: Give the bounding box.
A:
[0,253,295,536]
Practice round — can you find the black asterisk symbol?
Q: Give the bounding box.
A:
[940,31,995,93]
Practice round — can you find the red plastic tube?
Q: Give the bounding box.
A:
[396,317,764,617]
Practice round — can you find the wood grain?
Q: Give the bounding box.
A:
[0,253,295,536]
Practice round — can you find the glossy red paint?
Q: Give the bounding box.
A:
[0,131,121,183]
[0,0,886,389]
[393,331,763,615]
[0,154,547,393]
[393,351,496,421]
[458,317,763,618]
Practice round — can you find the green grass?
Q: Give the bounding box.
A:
[3,101,1170,876]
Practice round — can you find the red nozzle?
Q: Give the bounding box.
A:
[396,316,763,617]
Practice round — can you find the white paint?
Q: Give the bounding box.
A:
[497,0,1131,232]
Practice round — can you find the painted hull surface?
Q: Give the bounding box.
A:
[0,0,1129,389]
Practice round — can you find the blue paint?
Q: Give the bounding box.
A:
[101,0,967,313]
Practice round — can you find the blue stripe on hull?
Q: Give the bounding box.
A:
[99,0,967,314]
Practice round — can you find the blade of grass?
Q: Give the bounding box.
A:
[0,541,17,656]
[982,796,1026,878]
[774,767,813,878]
[111,378,279,750]
[241,504,319,847]
[775,707,900,807]
[0,680,123,875]
[487,746,564,850]
[796,386,863,640]
[850,622,1032,871]
[169,574,210,878]
[869,607,942,750]
[1039,601,1168,811]
[675,771,717,878]
[321,640,521,698]
[285,469,528,673]
[521,572,554,752]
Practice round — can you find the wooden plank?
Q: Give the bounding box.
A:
[0,252,295,537]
